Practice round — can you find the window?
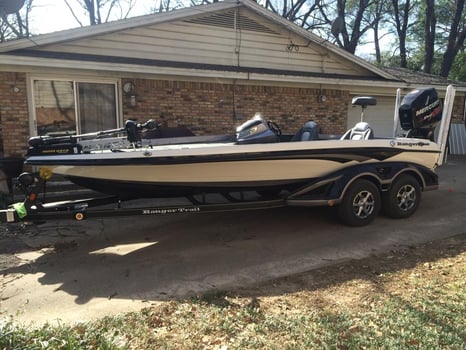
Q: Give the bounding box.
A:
[33,79,119,136]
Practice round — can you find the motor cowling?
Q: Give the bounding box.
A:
[235,113,279,144]
[398,87,442,139]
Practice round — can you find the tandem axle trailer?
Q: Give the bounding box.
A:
[0,161,439,227]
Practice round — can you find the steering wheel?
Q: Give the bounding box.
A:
[267,121,282,136]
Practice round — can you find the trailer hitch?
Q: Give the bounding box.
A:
[0,171,50,223]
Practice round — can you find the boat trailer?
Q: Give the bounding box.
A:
[0,168,328,224]
[1,195,288,225]
[0,160,440,227]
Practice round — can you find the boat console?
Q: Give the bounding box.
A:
[235,113,321,144]
[235,113,281,144]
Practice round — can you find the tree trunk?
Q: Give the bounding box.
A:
[423,0,436,73]
[392,0,411,68]
[373,24,381,63]
[86,0,96,25]
[440,0,466,77]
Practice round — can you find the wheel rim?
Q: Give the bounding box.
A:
[352,190,375,219]
[396,184,416,212]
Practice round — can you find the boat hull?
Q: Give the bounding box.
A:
[26,138,441,198]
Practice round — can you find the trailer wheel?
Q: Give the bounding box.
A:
[383,174,421,219]
[338,179,381,226]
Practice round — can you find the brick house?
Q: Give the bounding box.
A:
[0,0,465,159]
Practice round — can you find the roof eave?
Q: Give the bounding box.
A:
[2,54,464,93]
[0,53,393,85]
[238,0,397,81]
[0,1,240,53]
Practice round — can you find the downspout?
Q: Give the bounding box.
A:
[234,8,242,67]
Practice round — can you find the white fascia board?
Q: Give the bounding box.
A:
[3,54,464,93]
[247,72,403,89]
[0,55,249,79]
[0,54,390,88]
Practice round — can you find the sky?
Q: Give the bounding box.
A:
[29,0,152,34]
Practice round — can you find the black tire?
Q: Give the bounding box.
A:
[383,174,421,219]
[338,179,381,226]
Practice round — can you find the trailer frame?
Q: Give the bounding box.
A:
[0,161,439,227]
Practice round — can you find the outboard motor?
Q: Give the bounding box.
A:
[236,113,279,144]
[398,87,442,140]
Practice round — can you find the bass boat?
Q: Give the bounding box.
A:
[5,85,452,226]
[24,86,452,199]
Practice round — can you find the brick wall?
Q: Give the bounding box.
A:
[0,72,29,157]
[122,79,349,136]
[1,73,464,157]
[452,95,465,124]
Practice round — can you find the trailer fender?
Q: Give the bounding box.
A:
[327,162,437,203]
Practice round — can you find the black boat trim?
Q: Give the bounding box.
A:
[25,146,437,166]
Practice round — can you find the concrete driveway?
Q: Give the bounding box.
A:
[1,156,465,324]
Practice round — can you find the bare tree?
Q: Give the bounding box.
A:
[389,0,419,68]
[63,0,137,26]
[439,0,466,77]
[262,0,325,30]
[0,0,31,42]
[151,0,186,13]
[363,0,390,64]
[423,0,436,73]
[327,0,376,54]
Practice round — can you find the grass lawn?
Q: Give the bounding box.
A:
[1,233,465,350]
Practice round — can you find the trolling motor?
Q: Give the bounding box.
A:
[125,119,158,144]
[27,119,158,155]
[398,88,442,141]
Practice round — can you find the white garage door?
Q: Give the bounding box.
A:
[346,96,400,138]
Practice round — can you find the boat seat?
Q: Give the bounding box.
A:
[340,122,374,140]
[352,96,377,107]
[291,121,319,141]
